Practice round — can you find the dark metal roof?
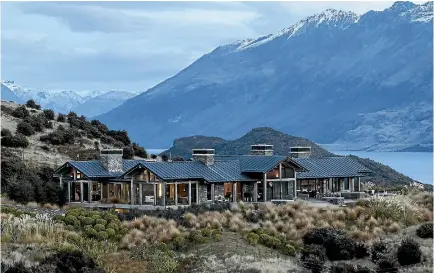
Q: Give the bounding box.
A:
[215,155,290,173]
[293,157,371,179]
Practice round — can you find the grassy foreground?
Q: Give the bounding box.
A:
[1,192,432,273]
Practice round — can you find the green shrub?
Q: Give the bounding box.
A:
[1,128,12,137]
[64,215,78,226]
[93,224,105,232]
[66,225,75,231]
[200,227,212,237]
[355,242,369,259]
[43,109,55,120]
[259,234,281,249]
[246,232,259,245]
[1,134,29,148]
[212,233,222,241]
[12,105,29,118]
[85,228,98,238]
[83,217,94,226]
[172,235,186,250]
[416,222,433,238]
[95,218,107,226]
[17,121,35,136]
[25,115,46,132]
[397,238,422,266]
[106,228,115,238]
[97,231,109,240]
[26,100,40,110]
[57,113,66,122]
[371,241,388,263]
[131,244,179,273]
[280,243,296,256]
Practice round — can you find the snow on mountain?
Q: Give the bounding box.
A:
[97,1,433,150]
[0,80,138,116]
[71,91,136,118]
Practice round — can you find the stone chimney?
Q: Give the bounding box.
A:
[250,144,274,156]
[289,146,311,158]
[99,149,123,172]
[192,149,215,165]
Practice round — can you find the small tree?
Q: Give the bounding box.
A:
[397,238,422,266]
[57,114,66,122]
[1,128,12,137]
[162,154,169,162]
[1,134,29,148]
[26,99,41,109]
[151,154,157,159]
[43,109,55,120]
[12,105,29,119]
[132,143,147,158]
[123,147,134,159]
[17,121,35,136]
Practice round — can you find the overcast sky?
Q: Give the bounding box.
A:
[1,1,400,94]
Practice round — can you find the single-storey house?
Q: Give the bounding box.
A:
[52,144,371,206]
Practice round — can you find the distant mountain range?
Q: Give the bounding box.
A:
[96,1,433,152]
[161,127,432,190]
[0,80,137,118]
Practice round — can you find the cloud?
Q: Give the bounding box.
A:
[19,2,260,34]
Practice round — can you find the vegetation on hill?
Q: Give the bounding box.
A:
[161,127,430,190]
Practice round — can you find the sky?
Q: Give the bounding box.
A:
[1,1,405,95]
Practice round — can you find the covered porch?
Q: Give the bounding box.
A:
[296,177,362,199]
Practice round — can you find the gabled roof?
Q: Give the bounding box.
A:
[293,157,371,179]
[53,159,150,179]
[122,160,254,182]
[214,155,303,173]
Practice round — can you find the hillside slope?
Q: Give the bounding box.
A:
[161,127,430,190]
[98,2,433,150]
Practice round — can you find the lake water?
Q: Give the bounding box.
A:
[147,148,433,184]
[330,150,433,185]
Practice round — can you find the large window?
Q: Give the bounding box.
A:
[283,168,294,178]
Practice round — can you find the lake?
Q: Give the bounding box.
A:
[147,148,433,184]
[330,150,433,185]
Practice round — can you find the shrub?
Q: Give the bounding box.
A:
[259,234,281,249]
[43,109,55,120]
[57,114,66,122]
[12,106,29,118]
[25,115,46,132]
[1,134,29,148]
[355,242,369,259]
[1,128,12,137]
[16,121,35,136]
[172,235,186,250]
[123,146,134,159]
[132,143,147,158]
[301,244,327,262]
[247,232,259,245]
[356,266,374,273]
[97,231,109,240]
[26,99,41,110]
[397,238,422,266]
[376,259,398,273]
[416,222,433,238]
[281,243,296,256]
[303,227,355,261]
[330,263,356,273]
[371,241,388,263]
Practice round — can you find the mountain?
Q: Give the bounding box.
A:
[97,1,433,150]
[161,127,431,190]
[1,80,137,116]
[1,83,24,104]
[71,91,136,118]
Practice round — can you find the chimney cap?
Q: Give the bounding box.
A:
[100,149,123,155]
[192,148,215,155]
[251,144,274,150]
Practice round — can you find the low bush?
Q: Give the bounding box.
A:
[131,243,179,273]
[302,255,324,273]
[303,227,356,261]
[371,240,388,263]
[356,266,374,273]
[376,259,398,273]
[247,232,259,245]
[416,222,433,238]
[1,206,36,217]
[355,242,369,259]
[16,121,35,136]
[1,134,29,148]
[57,114,65,122]
[26,99,41,110]
[43,109,55,120]
[259,234,281,249]
[12,105,29,118]
[396,238,422,266]
[281,243,296,256]
[1,128,12,137]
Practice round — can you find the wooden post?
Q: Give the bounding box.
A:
[253,182,258,202]
[80,181,83,203]
[59,176,63,189]
[196,182,199,204]
[211,183,215,203]
[130,178,134,205]
[175,182,178,206]
[153,184,157,206]
[279,164,283,199]
[188,181,192,205]
[67,180,71,203]
[139,183,143,205]
[162,183,166,207]
[88,182,92,203]
[106,183,110,199]
[232,183,237,202]
[263,173,267,202]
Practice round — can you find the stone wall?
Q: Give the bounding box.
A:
[214,184,225,201]
[198,183,208,204]
[249,150,273,156]
[99,154,123,172]
[192,155,214,165]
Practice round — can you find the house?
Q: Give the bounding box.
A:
[52,144,371,207]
